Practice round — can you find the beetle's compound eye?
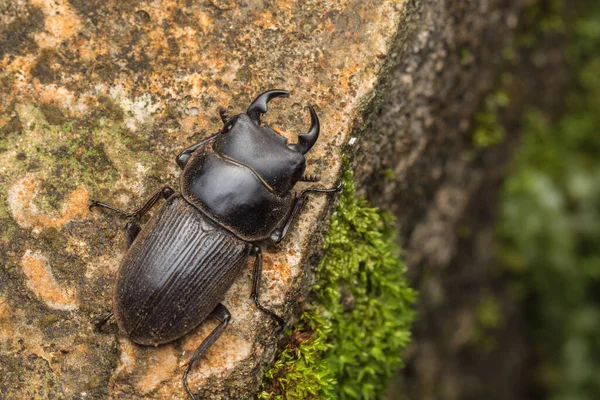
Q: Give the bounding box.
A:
[221,116,238,134]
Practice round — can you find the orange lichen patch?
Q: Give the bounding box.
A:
[261,253,292,284]
[37,85,88,115]
[146,29,171,55]
[254,10,279,31]
[135,344,179,394]
[30,0,81,49]
[197,12,214,34]
[21,250,78,311]
[0,54,37,85]
[8,175,90,230]
[274,0,295,12]
[270,126,289,137]
[180,114,199,132]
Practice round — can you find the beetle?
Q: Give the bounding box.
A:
[90,90,340,399]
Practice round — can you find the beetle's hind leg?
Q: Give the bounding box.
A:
[184,304,231,400]
[250,246,285,331]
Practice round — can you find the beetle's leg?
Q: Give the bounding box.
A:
[300,173,321,183]
[89,186,174,219]
[269,182,342,244]
[250,246,285,331]
[183,303,231,400]
[176,133,221,169]
[95,311,114,332]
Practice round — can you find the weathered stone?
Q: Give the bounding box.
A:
[1,0,402,398]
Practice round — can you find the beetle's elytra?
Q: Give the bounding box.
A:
[90,90,340,399]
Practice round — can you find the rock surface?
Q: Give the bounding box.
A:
[0,1,402,398]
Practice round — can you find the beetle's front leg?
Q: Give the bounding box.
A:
[269,181,342,244]
[90,186,174,219]
[250,245,285,331]
[90,186,174,246]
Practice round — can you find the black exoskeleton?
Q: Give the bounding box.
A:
[90,90,340,399]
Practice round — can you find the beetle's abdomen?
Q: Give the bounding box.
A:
[113,195,249,346]
[181,148,292,241]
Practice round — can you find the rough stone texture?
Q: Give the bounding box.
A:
[0,1,402,399]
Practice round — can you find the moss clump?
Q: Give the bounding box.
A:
[499,0,600,398]
[258,167,416,400]
[472,90,509,149]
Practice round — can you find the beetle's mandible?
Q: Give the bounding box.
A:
[90,90,340,399]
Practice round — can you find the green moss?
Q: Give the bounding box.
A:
[382,168,396,182]
[460,48,474,66]
[464,294,504,354]
[475,294,502,330]
[258,167,416,400]
[3,102,157,209]
[472,90,509,149]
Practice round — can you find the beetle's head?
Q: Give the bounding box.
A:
[213,90,320,196]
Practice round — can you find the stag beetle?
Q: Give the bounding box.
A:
[90,90,340,399]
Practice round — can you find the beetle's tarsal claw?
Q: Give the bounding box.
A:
[183,367,197,400]
[256,302,285,332]
[95,311,114,332]
[247,89,290,125]
[288,104,320,154]
[300,173,321,183]
[274,314,285,333]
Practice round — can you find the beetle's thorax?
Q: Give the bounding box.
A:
[179,141,294,242]
[213,114,306,195]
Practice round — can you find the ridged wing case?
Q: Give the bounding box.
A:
[113,195,249,345]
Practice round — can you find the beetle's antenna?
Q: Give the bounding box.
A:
[288,104,319,154]
[247,89,289,125]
